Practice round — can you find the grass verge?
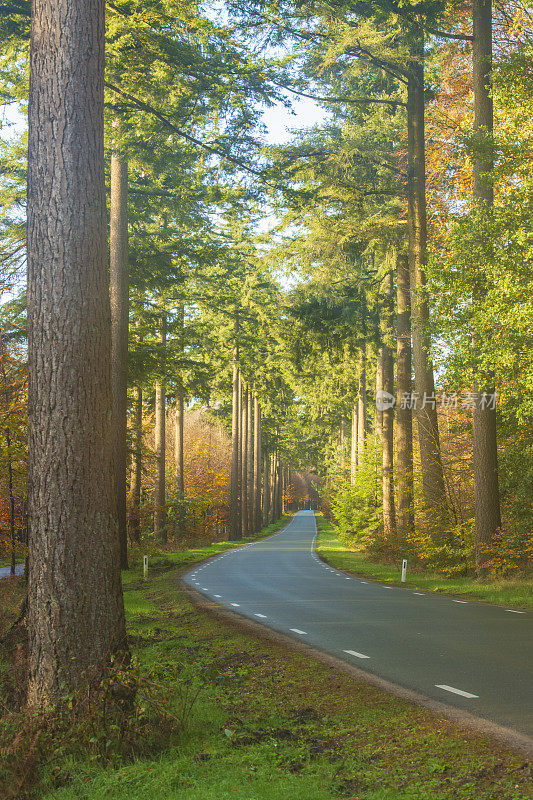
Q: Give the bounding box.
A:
[315,515,533,610]
[1,515,532,799]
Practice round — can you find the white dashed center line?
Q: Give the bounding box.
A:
[506,609,526,614]
[413,592,425,596]
[435,684,478,699]
[452,600,467,604]
[254,613,267,619]
[214,594,222,598]
[343,649,370,659]
[230,603,240,607]
[290,628,307,635]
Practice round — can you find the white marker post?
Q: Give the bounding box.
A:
[143,555,148,581]
[401,558,407,583]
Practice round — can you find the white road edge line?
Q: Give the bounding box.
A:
[506,609,526,614]
[413,592,425,595]
[343,649,370,659]
[435,684,478,699]
[214,595,222,598]
[254,613,267,618]
[452,600,468,604]
[290,628,307,635]
[230,603,240,607]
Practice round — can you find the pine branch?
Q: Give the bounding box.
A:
[272,81,406,108]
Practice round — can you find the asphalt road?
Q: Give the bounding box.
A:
[184,511,533,738]
[0,563,24,579]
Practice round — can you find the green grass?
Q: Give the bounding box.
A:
[316,515,533,610]
[2,514,532,799]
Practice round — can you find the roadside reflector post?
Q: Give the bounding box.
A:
[143,555,148,581]
[401,559,407,583]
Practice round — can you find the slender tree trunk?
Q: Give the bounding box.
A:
[241,383,249,537]
[154,318,166,542]
[339,419,345,475]
[376,349,383,441]
[351,402,358,479]
[110,152,129,569]
[5,429,16,576]
[253,393,261,532]
[357,349,367,459]
[396,252,415,540]
[263,453,270,526]
[174,303,185,537]
[246,387,253,533]
[229,316,241,540]
[382,273,397,542]
[27,0,127,705]
[129,386,142,543]
[407,29,448,520]
[472,0,501,572]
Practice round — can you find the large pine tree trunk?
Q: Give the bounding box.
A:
[246,387,254,533]
[229,316,241,540]
[154,318,166,542]
[376,349,383,441]
[472,0,501,572]
[395,252,415,540]
[253,393,261,532]
[129,387,142,544]
[241,383,249,538]
[27,0,127,705]
[407,30,448,519]
[381,272,397,542]
[110,152,129,569]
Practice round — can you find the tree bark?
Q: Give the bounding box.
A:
[253,393,261,532]
[357,349,367,459]
[241,383,249,538]
[407,29,449,519]
[376,349,383,441]
[129,386,142,543]
[174,303,185,537]
[5,429,16,576]
[395,252,415,540]
[246,387,254,533]
[472,0,501,572]
[229,315,241,540]
[263,453,270,526]
[381,272,397,542]
[351,402,358,479]
[154,318,166,542]
[27,0,127,705]
[110,152,129,569]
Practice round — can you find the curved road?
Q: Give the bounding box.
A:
[184,511,532,739]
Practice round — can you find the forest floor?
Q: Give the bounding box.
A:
[316,516,533,610]
[1,518,532,799]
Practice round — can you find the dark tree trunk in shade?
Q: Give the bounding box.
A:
[271,455,278,522]
[241,383,248,538]
[110,152,129,569]
[407,31,449,519]
[253,393,261,532]
[472,0,501,571]
[396,252,415,540]
[247,388,254,533]
[154,318,166,542]
[381,272,397,541]
[5,429,16,575]
[263,453,270,526]
[129,386,142,543]
[351,402,358,480]
[229,315,241,540]
[339,419,345,474]
[27,0,127,705]
[357,349,367,458]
